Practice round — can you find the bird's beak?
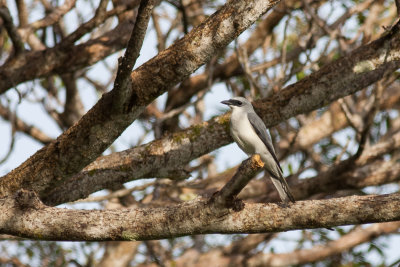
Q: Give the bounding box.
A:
[221,99,233,106]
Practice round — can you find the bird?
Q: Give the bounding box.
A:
[221,96,295,203]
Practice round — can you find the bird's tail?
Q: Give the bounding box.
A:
[269,172,295,203]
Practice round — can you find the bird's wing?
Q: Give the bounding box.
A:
[247,112,282,172]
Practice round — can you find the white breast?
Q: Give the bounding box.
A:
[230,111,265,156]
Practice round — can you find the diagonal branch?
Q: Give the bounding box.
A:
[0,7,25,55]
[212,155,264,209]
[29,0,77,30]
[112,0,155,111]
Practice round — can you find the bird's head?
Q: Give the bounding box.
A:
[221,96,253,111]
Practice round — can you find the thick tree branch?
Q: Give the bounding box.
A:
[2,190,400,241]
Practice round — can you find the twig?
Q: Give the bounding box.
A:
[152,11,166,51]
[0,7,25,55]
[277,14,291,88]
[72,181,156,203]
[61,1,137,45]
[236,41,262,98]
[29,0,77,30]
[144,241,167,267]
[179,0,189,34]
[338,97,363,132]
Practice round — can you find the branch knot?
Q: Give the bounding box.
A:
[15,189,45,210]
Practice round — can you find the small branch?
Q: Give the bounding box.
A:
[179,0,189,34]
[15,0,28,27]
[61,1,138,45]
[151,11,166,52]
[0,7,25,55]
[60,72,86,128]
[29,0,77,30]
[236,42,262,97]
[396,0,400,18]
[113,0,155,110]
[0,103,53,144]
[212,155,264,208]
[338,98,363,132]
[72,181,156,203]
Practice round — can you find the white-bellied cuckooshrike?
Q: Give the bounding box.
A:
[221,96,295,203]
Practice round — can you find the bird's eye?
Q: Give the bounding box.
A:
[237,101,242,106]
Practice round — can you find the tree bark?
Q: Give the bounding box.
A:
[2,189,400,241]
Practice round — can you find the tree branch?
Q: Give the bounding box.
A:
[112,0,155,111]
[0,7,25,55]
[2,189,400,241]
[0,103,53,145]
[212,155,264,208]
[29,0,77,30]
